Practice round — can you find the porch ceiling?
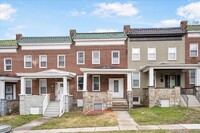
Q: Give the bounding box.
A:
[80,68,135,74]
[140,63,200,72]
[16,69,76,78]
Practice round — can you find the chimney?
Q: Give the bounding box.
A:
[124,25,130,34]
[16,34,22,41]
[70,29,76,37]
[180,21,188,30]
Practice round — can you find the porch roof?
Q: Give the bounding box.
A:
[0,76,20,82]
[80,68,135,74]
[140,63,200,72]
[16,69,76,78]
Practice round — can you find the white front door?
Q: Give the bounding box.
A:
[109,78,124,98]
[55,82,63,101]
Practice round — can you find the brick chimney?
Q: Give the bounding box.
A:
[124,25,130,34]
[70,29,76,37]
[16,34,22,41]
[180,21,188,30]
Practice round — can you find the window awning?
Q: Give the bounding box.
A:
[80,68,135,74]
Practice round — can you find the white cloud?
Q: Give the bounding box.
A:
[10,25,26,31]
[0,3,16,20]
[70,9,86,16]
[160,19,180,27]
[90,28,118,32]
[177,1,200,20]
[93,2,139,17]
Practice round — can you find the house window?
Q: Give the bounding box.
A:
[57,55,65,68]
[189,70,196,84]
[112,51,120,64]
[133,97,140,104]
[92,51,100,64]
[168,47,176,60]
[77,51,85,64]
[190,43,198,57]
[133,72,140,88]
[4,58,12,71]
[39,79,47,94]
[24,55,32,68]
[25,79,32,94]
[77,76,84,91]
[132,48,140,60]
[39,55,47,68]
[93,75,100,91]
[148,48,156,60]
[5,85,15,100]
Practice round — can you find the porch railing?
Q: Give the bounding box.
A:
[193,87,200,103]
[59,95,65,117]
[181,88,188,107]
[42,94,50,115]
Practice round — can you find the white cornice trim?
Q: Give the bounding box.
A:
[19,42,71,45]
[74,38,126,42]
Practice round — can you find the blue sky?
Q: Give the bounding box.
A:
[0,0,200,39]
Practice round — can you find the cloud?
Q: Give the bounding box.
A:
[93,2,139,17]
[70,9,86,16]
[160,19,180,27]
[177,1,200,20]
[90,28,119,32]
[0,3,16,20]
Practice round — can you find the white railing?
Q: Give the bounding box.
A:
[42,94,50,115]
[59,94,65,117]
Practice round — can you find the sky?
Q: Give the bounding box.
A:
[0,0,200,40]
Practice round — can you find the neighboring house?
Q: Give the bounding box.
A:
[126,23,200,107]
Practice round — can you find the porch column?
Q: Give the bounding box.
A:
[83,72,87,91]
[63,76,68,95]
[149,68,154,87]
[127,73,132,91]
[0,81,5,99]
[20,77,25,95]
[196,67,200,86]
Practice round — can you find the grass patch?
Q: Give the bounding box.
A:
[128,107,200,125]
[0,114,42,128]
[34,111,118,129]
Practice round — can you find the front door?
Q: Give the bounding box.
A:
[109,78,124,98]
[5,85,13,100]
[55,82,63,101]
[169,75,176,88]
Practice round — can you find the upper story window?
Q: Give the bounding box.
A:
[132,48,140,60]
[92,51,100,64]
[57,55,65,68]
[189,70,196,84]
[190,43,198,57]
[112,51,120,64]
[39,79,47,94]
[77,51,85,64]
[25,79,32,94]
[148,48,156,60]
[93,75,100,91]
[77,76,84,91]
[132,72,140,88]
[24,55,32,68]
[39,55,47,68]
[168,47,176,60]
[4,58,12,71]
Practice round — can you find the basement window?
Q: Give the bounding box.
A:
[94,103,102,110]
[133,97,140,105]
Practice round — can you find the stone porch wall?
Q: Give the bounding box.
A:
[83,90,112,111]
[148,87,181,107]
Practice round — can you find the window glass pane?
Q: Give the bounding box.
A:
[132,48,140,60]
[6,66,11,70]
[6,59,11,64]
[114,80,119,92]
[190,70,196,84]
[94,84,99,90]
[78,52,84,63]
[26,62,32,67]
[93,52,100,64]
[58,55,65,67]
[133,72,139,87]
[78,77,83,90]
[93,76,100,91]
[26,80,32,94]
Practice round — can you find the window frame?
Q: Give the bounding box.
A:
[39,55,47,68]
[57,54,65,68]
[77,76,84,91]
[39,79,47,94]
[4,58,12,71]
[92,75,100,91]
[132,48,140,61]
[148,47,156,60]
[77,51,85,64]
[112,51,120,64]
[190,43,198,57]
[189,70,196,84]
[168,47,177,60]
[25,79,32,95]
[92,51,100,64]
[132,72,140,88]
[24,55,32,68]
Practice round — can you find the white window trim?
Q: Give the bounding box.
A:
[168,47,177,60]
[77,51,85,65]
[190,43,198,57]
[4,58,12,71]
[112,51,120,64]
[132,96,141,105]
[24,55,32,68]
[148,47,156,61]
[39,55,47,68]
[25,79,32,95]
[39,79,47,94]
[77,75,84,91]
[132,72,140,88]
[189,70,196,84]
[132,48,140,61]
[92,75,100,91]
[57,54,65,68]
[92,51,100,64]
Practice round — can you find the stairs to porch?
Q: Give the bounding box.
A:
[181,95,200,108]
[44,101,60,117]
[112,98,128,111]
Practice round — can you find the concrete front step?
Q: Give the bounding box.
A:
[112,98,128,111]
[44,101,60,117]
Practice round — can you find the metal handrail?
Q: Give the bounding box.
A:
[59,95,65,117]
[181,88,188,107]
[193,87,200,103]
[42,94,50,115]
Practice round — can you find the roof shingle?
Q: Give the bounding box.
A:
[187,25,200,31]
[0,40,17,47]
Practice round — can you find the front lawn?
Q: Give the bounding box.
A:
[0,114,42,128]
[128,107,200,125]
[34,110,118,129]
